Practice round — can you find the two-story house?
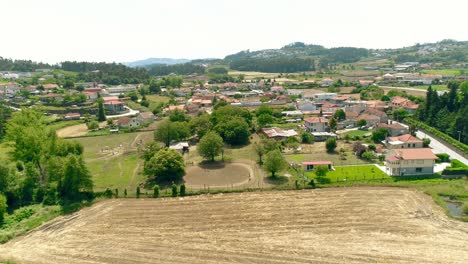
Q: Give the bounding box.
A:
[304,117,329,132]
[385,134,423,149]
[385,148,437,176]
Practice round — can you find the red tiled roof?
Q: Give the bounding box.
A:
[392,148,437,160]
[388,134,422,143]
[104,100,124,105]
[304,117,328,123]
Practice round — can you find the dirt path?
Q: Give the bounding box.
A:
[1,187,467,264]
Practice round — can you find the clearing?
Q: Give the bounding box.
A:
[184,162,253,189]
[1,187,467,264]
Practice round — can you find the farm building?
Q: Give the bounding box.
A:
[302,161,333,171]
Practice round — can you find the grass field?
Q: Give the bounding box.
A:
[71,132,154,191]
[422,68,465,76]
[305,165,390,183]
[343,129,371,138]
[405,84,447,91]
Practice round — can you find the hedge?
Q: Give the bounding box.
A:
[404,118,468,154]
[442,168,468,175]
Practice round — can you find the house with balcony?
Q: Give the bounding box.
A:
[385,148,437,176]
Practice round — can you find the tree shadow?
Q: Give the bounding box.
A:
[266,175,289,185]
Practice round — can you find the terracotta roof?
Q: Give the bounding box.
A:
[388,134,422,143]
[391,148,437,160]
[103,96,120,102]
[42,84,59,89]
[365,108,386,117]
[356,113,380,121]
[41,93,62,98]
[391,96,408,105]
[104,100,124,105]
[302,161,332,165]
[377,123,406,130]
[117,117,133,125]
[304,117,328,124]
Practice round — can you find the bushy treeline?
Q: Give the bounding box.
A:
[147,63,205,76]
[0,57,54,72]
[415,81,468,144]
[230,57,315,73]
[62,61,150,84]
[0,109,93,215]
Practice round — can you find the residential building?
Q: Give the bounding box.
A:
[365,108,388,124]
[385,134,424,149]
[104,100,125,113]
[106,85,137,94]
[136,112,155,124]
[385,148,437,176]
[296,100,317,112]
[84,91,99,101]
[0,83,20,97]
[304,117,329,132]
[312,93,337,101]
[320,78,334,87]
[376,122,409,136]
[355,113,380,127]
[262,127,298,140]
[117,117,140,128]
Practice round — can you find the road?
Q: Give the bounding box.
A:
[416,130,468,165]
[106,106,140,118]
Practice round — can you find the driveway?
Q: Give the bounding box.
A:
[106,106,140,118]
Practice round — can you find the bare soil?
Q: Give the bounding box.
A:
[1,187,467,264]
[184,163,252,188]
[56,123,88,137]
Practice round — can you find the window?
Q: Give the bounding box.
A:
[412,144,415,147]
[416,168,422,173]
[408,144,410,147]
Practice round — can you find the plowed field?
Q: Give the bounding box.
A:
[1,187,467,264]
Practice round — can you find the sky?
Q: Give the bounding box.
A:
[1,0,467,64]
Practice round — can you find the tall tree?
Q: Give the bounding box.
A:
[197,131,224,161]
[97,98,106,122]
[263,150,287,177]
[57,155,93,202]
[144,148,185,183]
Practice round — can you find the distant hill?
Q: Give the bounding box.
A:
[125,58,191,68]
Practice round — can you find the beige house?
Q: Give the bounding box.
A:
[385,134,423,149]
[304,117,329,132]
[385,148,437,176]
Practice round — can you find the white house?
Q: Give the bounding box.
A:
[385,148,437,176]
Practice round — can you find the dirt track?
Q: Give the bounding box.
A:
[1,187,467,264]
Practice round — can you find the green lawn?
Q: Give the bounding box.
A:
[343,129,371,138]
[407,85,447,91]
[422,68,465,76]
[285,152,371,166]
[305,165,389,183]
[48,119,84,131]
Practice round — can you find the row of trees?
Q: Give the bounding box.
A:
[229,57,315,73]
[147,63,205,76]
[415,82,468,144]
[0,109,93,217]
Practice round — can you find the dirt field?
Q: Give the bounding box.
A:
[1,187,467,264]
[56,123,89,137]
[184,163,252,188]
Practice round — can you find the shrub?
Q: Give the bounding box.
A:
[136,187,141,198]
[325,137,337,153]
[0,194,7,224]
[104,188,113,198]
[368,144,376,151]
[423,138,431,147]
[436,153,450,163]
[43,188,57,205]
[87,121,99,130]
[124,188,127,198]
[153,185,160,198]
[171,184,178,197]
[378,155,386,162]
[450,159,467,168]
[115,189,119,198]
[361,151,375,160]
[315,165,329,177]
[179,184,186,197]
[463,203,468,215]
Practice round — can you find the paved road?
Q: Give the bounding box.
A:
[416,130,468,165]
[106,106,140,118]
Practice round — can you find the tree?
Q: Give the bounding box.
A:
[257,114,274,127]
[329,117,337,131]
[97,98,106,122]
[153,185,160,198]
[325,137,337,153]
[197,131,224,161]
[171,184,178,197]
[256,104,273,117]
[179,184,186,196]
[371,128,388,143]
[154,120,190,147]
[333,109,346,121]
[189,113,212,138]
[255,138,279,164]
[392,108,408,122]
[361,151,375,160]
[0,103,12,142]
[136,186,141,198]
[57,155,93,202]
[300,131,314,144]
[144,148,185,183]
[423,138,431,148]
[263,150,287,177]
[357,119,367,127]
[169,109,190,122]
[215,117,251,145]
[141,142,161,162]
[0,193,7,224]
[315,165,328,177]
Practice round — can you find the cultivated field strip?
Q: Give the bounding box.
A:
[1,187,467,263]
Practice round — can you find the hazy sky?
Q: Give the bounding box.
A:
[1,0,467,63]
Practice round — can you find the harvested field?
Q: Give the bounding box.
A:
[1,187,467,264]
[184,163,252,188]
